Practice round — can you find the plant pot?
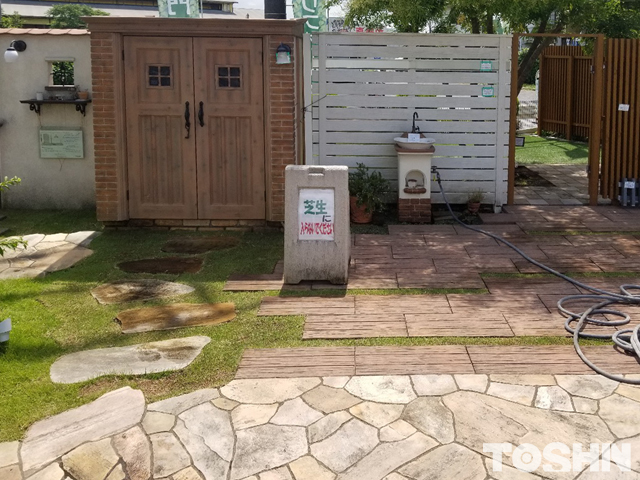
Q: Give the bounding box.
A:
[467,201,481,214]
[77,91,89,100]
[350,196,373,224]
[0,318,11,343]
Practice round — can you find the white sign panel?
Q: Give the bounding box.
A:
[298,188,335,241]
[619,104,630,112]
[39,129,84,159]
[480,60,493,71]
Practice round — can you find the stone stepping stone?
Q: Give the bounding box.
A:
[118,257,203,274]
[50,336,211,384]
[91,279,195,305]
[162,236,240,254]
[116,303,235,334]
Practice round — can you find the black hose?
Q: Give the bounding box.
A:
[434,169,640,384]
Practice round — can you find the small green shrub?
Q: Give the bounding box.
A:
[348,163,390,214]
[0,177,26,256]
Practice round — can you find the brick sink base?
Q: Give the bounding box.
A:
[398,198,432,223]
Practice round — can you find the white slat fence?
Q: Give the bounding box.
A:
[303,33,512,208]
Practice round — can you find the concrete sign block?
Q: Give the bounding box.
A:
[284,166,349,284]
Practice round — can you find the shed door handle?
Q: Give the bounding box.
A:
[184,101,191,139]
[198,101,205,127]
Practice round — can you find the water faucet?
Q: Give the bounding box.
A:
[412,112,420,133]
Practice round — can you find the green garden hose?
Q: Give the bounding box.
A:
[434,168,640,385]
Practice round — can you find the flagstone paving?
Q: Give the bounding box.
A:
[0,231,100,280]
[7,374,640,479]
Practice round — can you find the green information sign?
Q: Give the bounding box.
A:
[480,60,493,71]
[481,86,495,98]
[39,129,84,159]
[158,0,200,18]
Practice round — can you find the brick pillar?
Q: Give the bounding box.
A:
[267,35,298,222]
[398,198,432,223]
[90,32,125,221]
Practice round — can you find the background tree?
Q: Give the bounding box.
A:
[327,0,447,32]
[46,4,109,29]
[1,11,25,28]
[327,0,640,94]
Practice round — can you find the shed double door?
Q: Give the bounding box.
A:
[124,36,265,219]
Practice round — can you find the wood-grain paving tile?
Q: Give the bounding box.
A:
[258,296,355,316]
[355,346,474,375]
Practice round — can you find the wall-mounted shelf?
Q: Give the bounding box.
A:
[19,99,92,116]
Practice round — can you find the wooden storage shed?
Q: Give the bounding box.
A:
[85,17,305,228]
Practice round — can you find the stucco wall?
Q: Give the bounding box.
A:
[0,31,95,209]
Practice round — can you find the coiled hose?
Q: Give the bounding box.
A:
[434,169,640,385]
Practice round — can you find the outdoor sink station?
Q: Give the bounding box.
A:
[396,113,436,223]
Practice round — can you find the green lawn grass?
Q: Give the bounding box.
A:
[0,210,611,441]
[516,135,588,165]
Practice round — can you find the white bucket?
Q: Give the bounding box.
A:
[0,318,11,343]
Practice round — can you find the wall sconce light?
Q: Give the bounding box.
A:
[4,40,27,63]
[276,43,291,65]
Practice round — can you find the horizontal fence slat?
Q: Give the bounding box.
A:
[315,58,500,70]
[319,33,504,47]
[324,70,499,84]
[324,132,499,144]
[317,107,499,122]
[321,95,501,109]
[322,144,504,157]
[325,45,500,59]
[325,84,497,96]
[321,119,498,133]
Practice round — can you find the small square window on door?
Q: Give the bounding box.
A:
[148,65,172,87]
[217,65,241,88]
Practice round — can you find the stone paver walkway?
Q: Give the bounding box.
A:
[256,276,640,339]
[225,207,640,292]
[5,375,640,480]
[0,231,100,280]
[514,164,608,206]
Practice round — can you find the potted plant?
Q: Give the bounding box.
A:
[348,163,390,224]
[467,190,484,214]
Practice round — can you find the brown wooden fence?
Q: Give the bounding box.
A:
[601,38,640,199]
[539,45,594,141]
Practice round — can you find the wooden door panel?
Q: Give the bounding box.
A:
[194,38,265,220]
[124,36,197,219]
[138,115,190,206]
